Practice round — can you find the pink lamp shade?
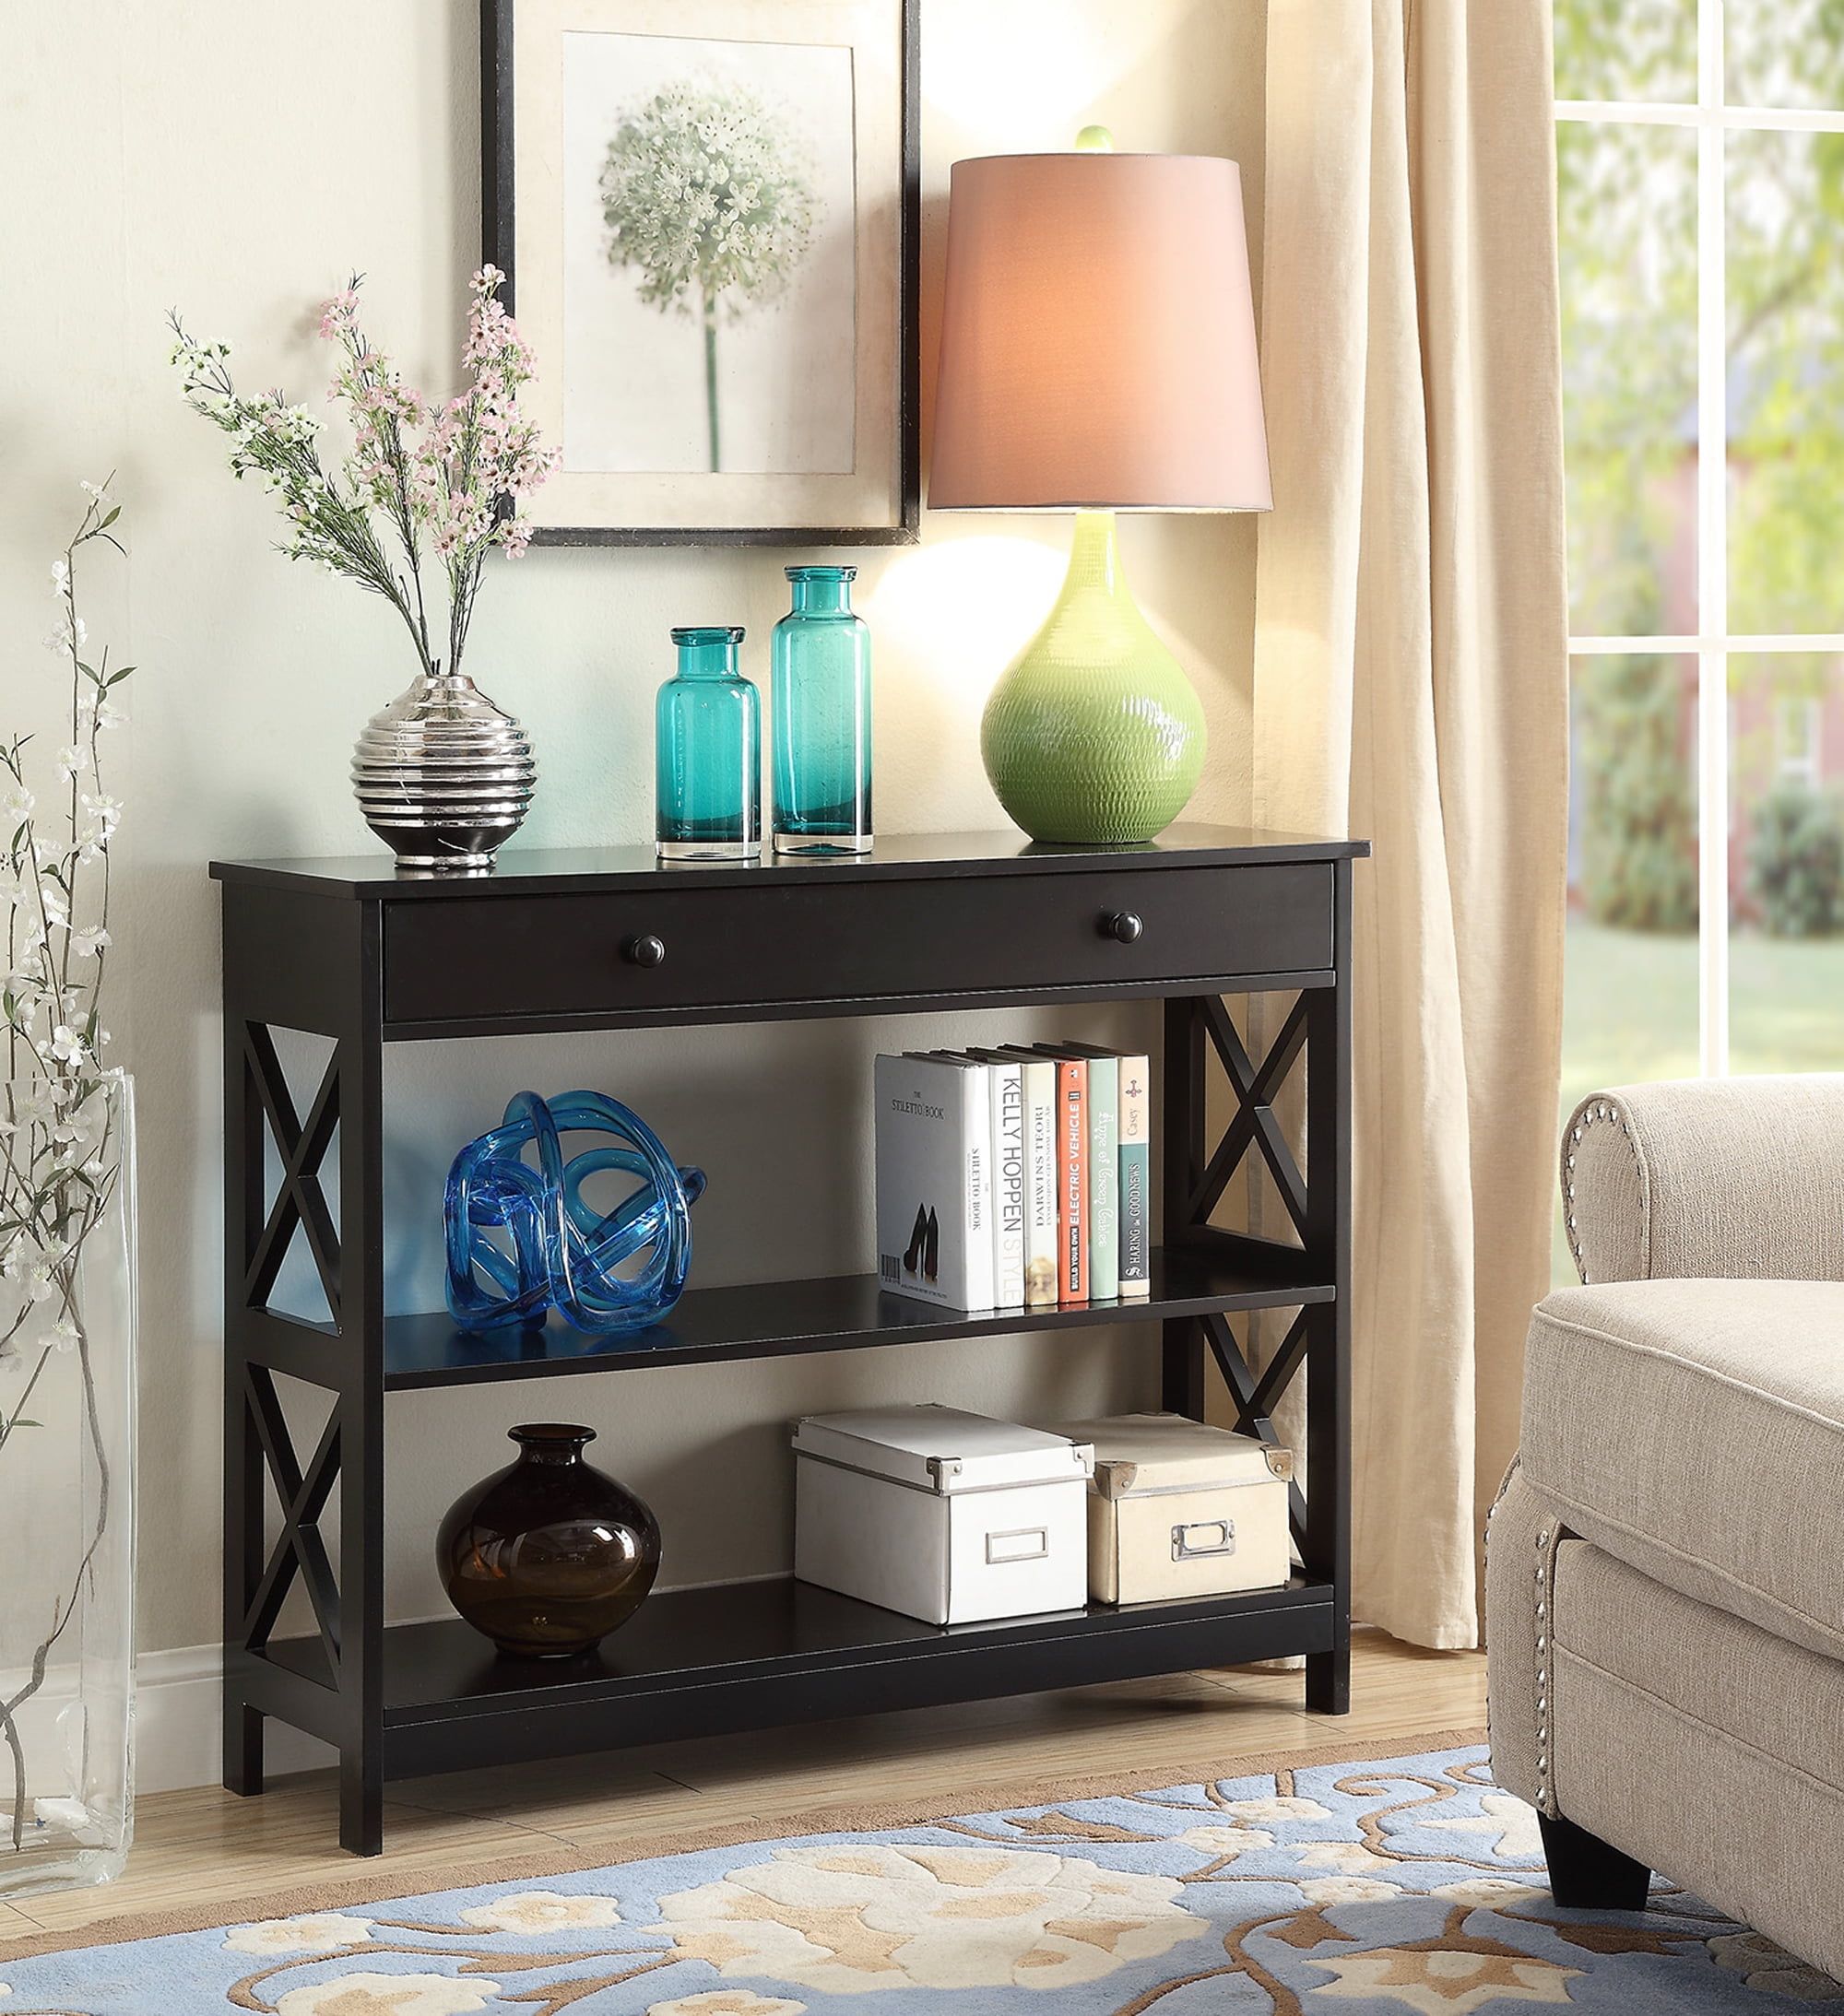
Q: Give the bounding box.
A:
[928,151,1271,513]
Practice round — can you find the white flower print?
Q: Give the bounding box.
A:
[658,1841,1205,1994]
[272,1975,501,2016]
[223,1912,375,1954]
[1218,1796,1332,1824]
[1299,1876,1398,1904]
[1710,1931,1844,2001]
[457,1890,622,1934]
[1432,1876,1545,1907]
[1177,1824,1276,1860]
[646,1996,808,2016]
[1309,1945,1581,2011]
[1423,1792,1544,1862]
[1296,1840,1398,1876]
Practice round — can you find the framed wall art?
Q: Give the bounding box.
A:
[482,0,920,546]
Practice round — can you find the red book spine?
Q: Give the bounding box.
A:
[1056,1058,1088,1303]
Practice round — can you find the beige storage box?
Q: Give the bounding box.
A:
[792,1404,1093,1625]
[1051,1412,1293,1605]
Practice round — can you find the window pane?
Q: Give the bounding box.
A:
[1728,0,1844,111]
[1558,654,1701,1281]
[1728,129,1844,634]
[1559,122,1698,635]
[1555,0,1695,102]
[1729,653,1844,1070]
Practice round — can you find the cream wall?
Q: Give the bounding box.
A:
[0,1,1265,1658]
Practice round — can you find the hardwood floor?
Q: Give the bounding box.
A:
[0,1630,1484,1942]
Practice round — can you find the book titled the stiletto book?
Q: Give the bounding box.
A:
[874,1053,995,1312]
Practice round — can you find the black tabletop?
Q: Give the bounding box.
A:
[210,825,1370,900]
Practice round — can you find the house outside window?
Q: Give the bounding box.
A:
[1555,0,1844,1276]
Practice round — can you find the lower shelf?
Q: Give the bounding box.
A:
[254,1574,1338,1779]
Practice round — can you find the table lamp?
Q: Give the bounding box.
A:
[929,128,1271,844]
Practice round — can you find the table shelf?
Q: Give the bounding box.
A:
[368,1238,1330,1390]
[252,1574,1340,1778]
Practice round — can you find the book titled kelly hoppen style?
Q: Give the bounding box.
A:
[875,1043,1153,1313]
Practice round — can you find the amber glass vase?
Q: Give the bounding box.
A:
[436,1424,660,1657]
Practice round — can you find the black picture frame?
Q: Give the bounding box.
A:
[481,0,921,548]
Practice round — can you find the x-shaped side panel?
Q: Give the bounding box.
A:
[242,1364,343,1668]
[1186,994,1311,1238]
[1205,1311,1311,1550]
[243,1024,342,1322]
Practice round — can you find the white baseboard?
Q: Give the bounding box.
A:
[2,1645,335,1797]
[132,1645,337,1793]
[7,1577,794,1799]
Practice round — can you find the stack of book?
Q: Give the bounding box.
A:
[874,1043,1153,1313]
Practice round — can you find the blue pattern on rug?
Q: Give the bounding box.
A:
[0,1743,1836,2012]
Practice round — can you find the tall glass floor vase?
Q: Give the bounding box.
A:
[0,1073,136,1898]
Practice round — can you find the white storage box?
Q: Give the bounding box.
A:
[1051,1413,1293,1605]
[792,1404,1093,1625]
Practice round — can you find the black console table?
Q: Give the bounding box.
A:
[213,827,1366,1854]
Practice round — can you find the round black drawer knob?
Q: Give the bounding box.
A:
[1101,911,1144,945]
[624,934,667,968]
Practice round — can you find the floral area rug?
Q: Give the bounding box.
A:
[0,1739,1836,2013]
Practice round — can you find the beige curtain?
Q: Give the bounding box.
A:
[1253,0,1570,1648]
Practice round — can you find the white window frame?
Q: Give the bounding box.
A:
[1557,1,1844,1073]
[1775,695,1823,789]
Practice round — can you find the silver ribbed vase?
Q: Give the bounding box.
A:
[352,666,536,871]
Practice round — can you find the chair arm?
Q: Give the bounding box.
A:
[1563,1075,1844,1284]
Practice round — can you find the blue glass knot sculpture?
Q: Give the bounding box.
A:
[443,1090,705,1334]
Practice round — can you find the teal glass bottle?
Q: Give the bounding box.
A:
[771,565,872,855]
[656,626,761,860]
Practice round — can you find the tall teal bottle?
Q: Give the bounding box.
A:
[656,626,761,860]
[771,565,872,855]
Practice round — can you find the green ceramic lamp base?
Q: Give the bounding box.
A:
[979,512,1207,845]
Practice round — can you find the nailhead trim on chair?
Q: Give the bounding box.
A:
[1533,1520,1558,1814]
[1561,1099,1640,1286]
[1482,1470,1562,1817]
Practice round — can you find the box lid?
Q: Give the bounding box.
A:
[792,1404,1093,1494]
[1048,1412,1292,1500]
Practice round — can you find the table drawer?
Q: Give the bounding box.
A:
[383,862,1332,1027]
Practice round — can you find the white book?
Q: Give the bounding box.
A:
[984,1048,1059,1308]
[975,1056,1027,1307]
[875,1053,995,1311]
[929,1051,1024,1308]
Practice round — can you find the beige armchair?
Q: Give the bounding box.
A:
[1487,1076,1844,1978]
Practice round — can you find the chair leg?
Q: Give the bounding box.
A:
[1539,1810,1652,1911]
